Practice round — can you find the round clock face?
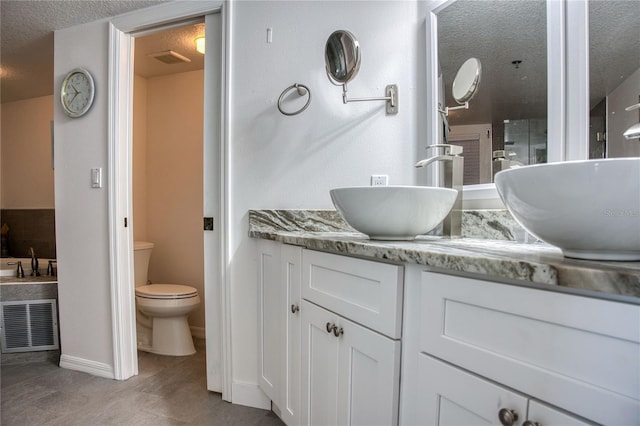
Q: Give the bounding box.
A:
[61,68,95,117]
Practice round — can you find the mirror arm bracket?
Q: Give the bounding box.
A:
[438,101,469,117]
[342,84,398,114]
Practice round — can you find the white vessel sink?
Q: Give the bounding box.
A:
[495,158,640,261]
[330,186,458,240]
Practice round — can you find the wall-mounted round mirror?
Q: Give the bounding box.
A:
[452,57,482,104]
[325,30,361,84]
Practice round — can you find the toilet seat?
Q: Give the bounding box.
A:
[135,284,198,300]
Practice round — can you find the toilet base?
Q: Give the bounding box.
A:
[144,316,196,356]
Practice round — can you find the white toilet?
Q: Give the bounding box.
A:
[133,241,200,356]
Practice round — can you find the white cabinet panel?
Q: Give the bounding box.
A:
[280,244,302,426]
[257,240,282,404]
[301,300,340,426]
[301,300,401,426]
[337,310,401,426]
[303,249,403,338]
[420,271,640,425]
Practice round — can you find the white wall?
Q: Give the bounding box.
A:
[608,66,640,158]
[52,0,422,400]
[1,95,55,209]
[53,21,114,374]
[228,0,420,403]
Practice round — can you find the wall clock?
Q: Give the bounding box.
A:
[60,68,95,118]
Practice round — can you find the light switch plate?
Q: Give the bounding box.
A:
[91,168,102,188]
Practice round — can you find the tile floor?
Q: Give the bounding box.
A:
[1,341,284,425]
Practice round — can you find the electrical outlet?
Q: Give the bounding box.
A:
[371,175,388,186]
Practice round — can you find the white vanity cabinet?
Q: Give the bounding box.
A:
[403,270,640,426]
[257,240,303,424]
[257,242,404,425]
[259,239,640,426]
[300,250,403,426]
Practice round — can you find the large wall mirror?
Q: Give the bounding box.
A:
[588,0,640,159]
[437,0,547,185]
[433,0,640,189]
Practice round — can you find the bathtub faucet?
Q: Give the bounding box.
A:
[7,261,25,278]
[29,247,40,277]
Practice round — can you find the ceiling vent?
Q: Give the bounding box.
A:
[148,50,192,65]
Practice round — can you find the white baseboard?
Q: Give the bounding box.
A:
[190,326,206,340]
[59,354,115,379]
[231,381,271,410]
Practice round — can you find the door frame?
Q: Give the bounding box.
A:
[107,1,231,399]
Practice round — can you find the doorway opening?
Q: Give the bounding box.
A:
[109,2,226,397]
[131,20,207,359]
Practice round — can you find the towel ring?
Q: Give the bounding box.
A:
[277,83,311,116]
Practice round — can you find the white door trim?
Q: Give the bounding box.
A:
[107,1,231,399]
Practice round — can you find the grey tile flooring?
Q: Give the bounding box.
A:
[1,341,284,425]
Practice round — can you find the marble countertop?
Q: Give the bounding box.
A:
[249,210,640,303]
[0,276,57,285]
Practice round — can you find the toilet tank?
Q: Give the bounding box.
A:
[133,241,154,287]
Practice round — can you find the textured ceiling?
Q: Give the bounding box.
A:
[439,0,640,126]
[0,0,168,103]
[134,21,205,79]
[1,0,639,114]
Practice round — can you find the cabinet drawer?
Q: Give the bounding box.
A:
[302,250,403,338]
[420,271,640,426]
[418,354,590,426]
[418,353,529,425]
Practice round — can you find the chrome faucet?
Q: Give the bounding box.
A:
[416,144,464,238]
[29,247,40,276]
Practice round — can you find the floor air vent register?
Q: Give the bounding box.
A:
[0,299,59,353]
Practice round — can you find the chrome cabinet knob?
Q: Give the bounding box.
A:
[333,326,344,337]
[498,408,518,426]
[326,322,336,333]
[291,304,300,314]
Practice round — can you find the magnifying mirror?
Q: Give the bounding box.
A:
[452,58,482,104]
[440,57,482,115]
[324,30,398,113]
[325,30,361,85]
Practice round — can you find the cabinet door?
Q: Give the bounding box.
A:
[301,300,401,426]
[301,300,340,426]
[418,353,528,425]
[337,312,401,426]
[280,244,302,425]
[257,240,281,404]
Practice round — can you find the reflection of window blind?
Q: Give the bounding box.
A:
[450,140,480,185]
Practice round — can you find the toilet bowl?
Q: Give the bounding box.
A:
[135,284,200,356]
[133,241,200,356]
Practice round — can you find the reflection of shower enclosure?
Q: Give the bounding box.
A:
[503,119,547,165]
[590,98,606,159]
